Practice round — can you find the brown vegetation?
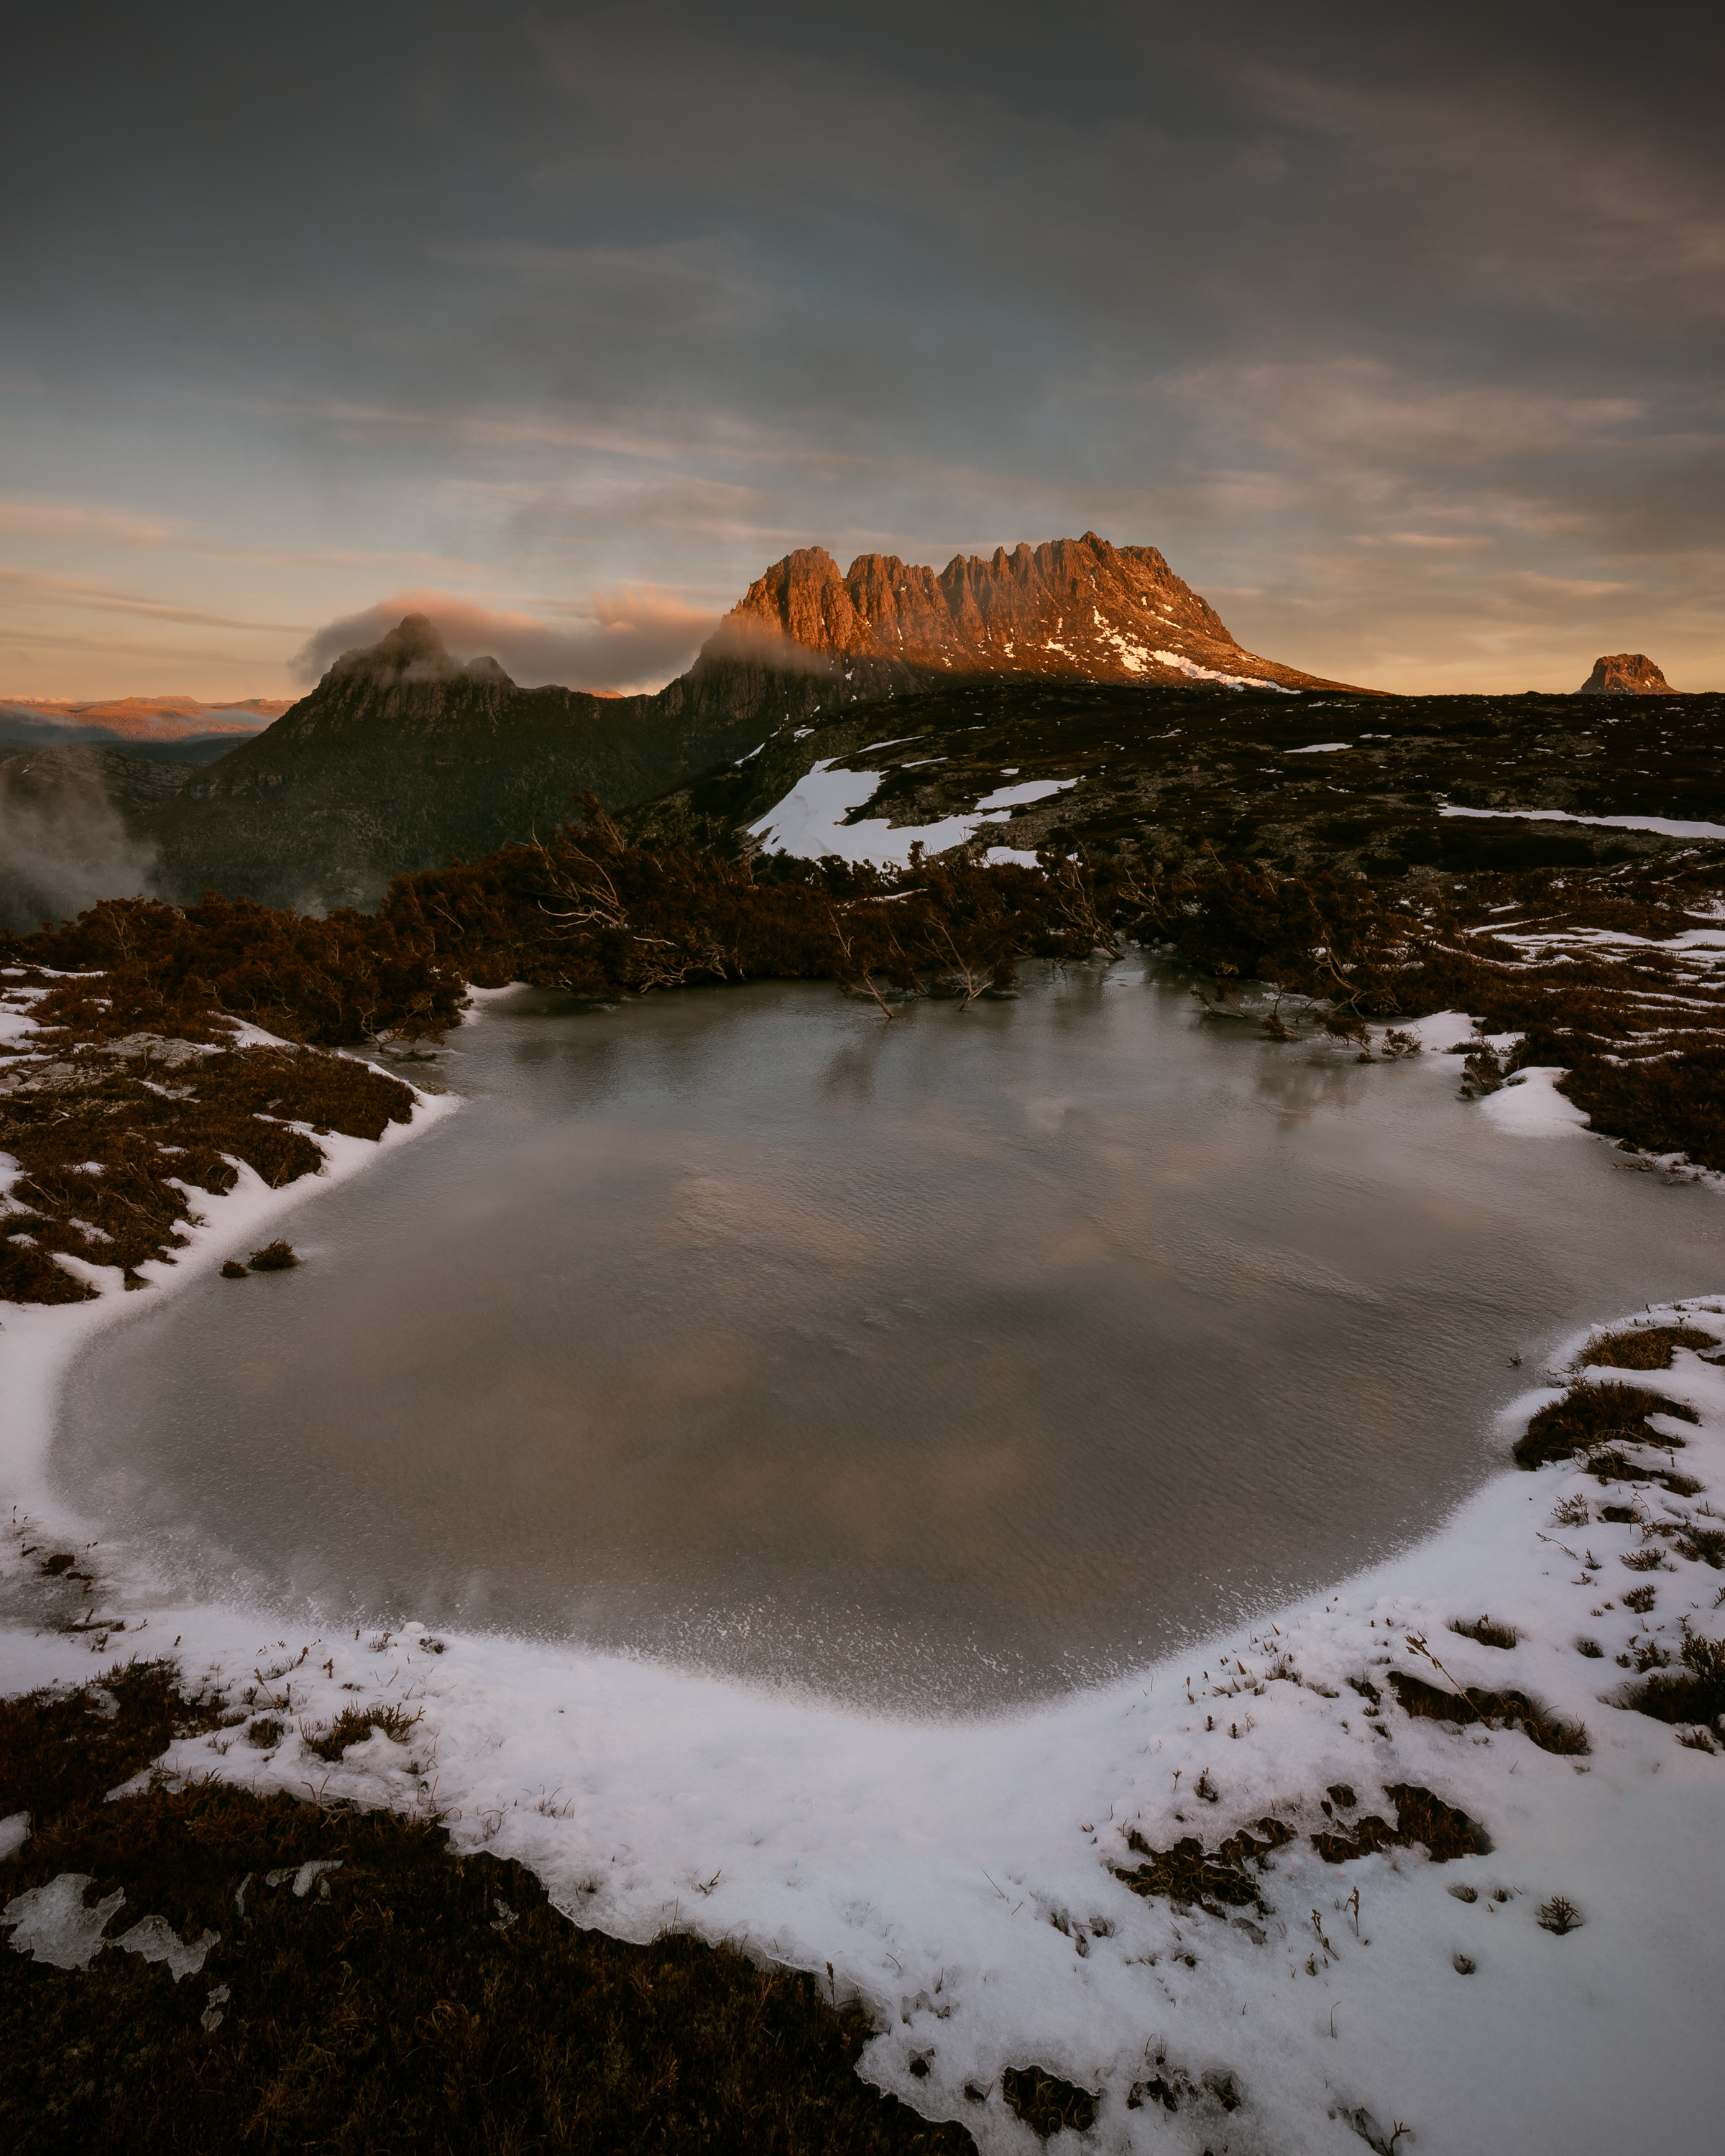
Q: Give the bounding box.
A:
[0,1663,972,2156]
[1513,1383,1698,1470]
[1309,1784,1491,1866]
[1384,1670,1588,1756]
[1576,1325,1717,1371]
[999,2066,1099,2137]
[1624,1633,1725,1727]
[0,1046,413,1302]
[1114,1816,1295,1917]
[15,893,461,1048]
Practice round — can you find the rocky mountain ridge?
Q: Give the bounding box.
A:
[719,532,1361,695]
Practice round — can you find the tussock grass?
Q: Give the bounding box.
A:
[1625,1634,1725,1728]
[1308,1783,1491,1865]
[1000,2066,1099,2137]
[1578,1325,1718,1371]
[299,1704,422,1763]
[1514,1383,1698,1470]
[1384,1669,1589,1756]
[1113,1817,1295,1917]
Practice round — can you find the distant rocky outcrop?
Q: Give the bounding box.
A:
[1578,653,1675,695]
[716,532,1363,695]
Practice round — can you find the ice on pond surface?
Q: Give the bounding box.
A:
[54,960,1725,1708]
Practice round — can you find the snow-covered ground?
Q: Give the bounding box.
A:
[746,762,1078,865]
[1440,803,1725,844]
[4,1007,1723,2155]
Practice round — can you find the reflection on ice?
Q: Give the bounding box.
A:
[54,960,1725,1709]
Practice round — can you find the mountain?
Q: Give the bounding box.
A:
[1579,653,1675,695]
[717,531,1361,696]
[140,615,776,911]
[93,535,1370,913]
[625,535,1371,861]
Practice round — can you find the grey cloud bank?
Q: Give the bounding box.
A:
[1,1,1719,696]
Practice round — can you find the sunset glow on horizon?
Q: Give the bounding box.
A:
[4,4,1719,702]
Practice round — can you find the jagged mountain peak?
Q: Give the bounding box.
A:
[715,531,1346,693]
[326,614,518,690]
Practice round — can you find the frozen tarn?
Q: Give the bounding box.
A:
[5,991,1725,2153]
[748,764,1077,865]
[1440,805,1725,844]
[6,1295,1723,2155]
[67,985,1725,1706]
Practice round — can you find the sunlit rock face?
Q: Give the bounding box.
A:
[719,531,1362,694]
[1579,652,1677,695]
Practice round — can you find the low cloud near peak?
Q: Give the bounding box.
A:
[290,590,718,695]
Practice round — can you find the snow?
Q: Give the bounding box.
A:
[1288,742,1352,755]
[1,1874,126,1970]
[746,763,1077,865]
[1440,806,1725,844]
[6,1299,1724,2149]
[1151,650,1297,694]
[4,1005,1724,2150]
[110,1911,218,1978]
[1478,1068,1591,1138]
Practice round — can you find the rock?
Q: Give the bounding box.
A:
[1578,653,1676,695]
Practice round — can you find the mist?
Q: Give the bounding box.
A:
[0,747,161,934]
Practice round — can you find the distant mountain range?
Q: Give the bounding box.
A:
[0,693,285,763]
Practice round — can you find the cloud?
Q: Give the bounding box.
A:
[4,2,1724,699]
[0,496,177,548]
[289,589,719,694]
[0,564,305,635]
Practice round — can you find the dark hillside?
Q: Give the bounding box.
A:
[628,678,1725,882]
[140,617,798,913]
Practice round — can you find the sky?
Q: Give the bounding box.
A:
[2,0,1719,701]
